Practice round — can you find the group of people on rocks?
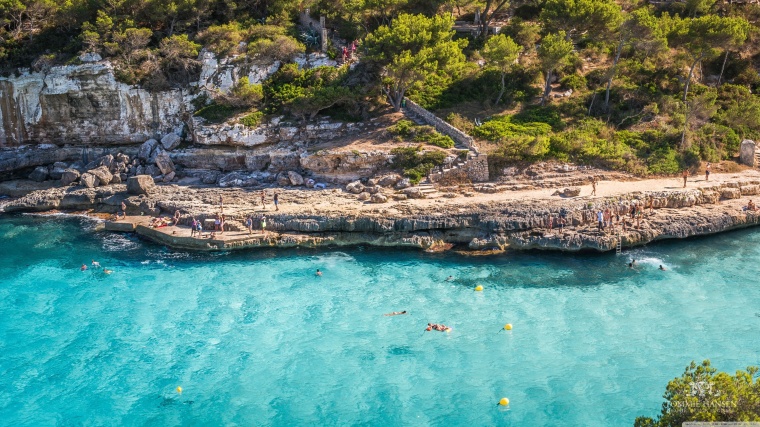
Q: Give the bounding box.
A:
[341,40,358,63]
[549,197,657,234]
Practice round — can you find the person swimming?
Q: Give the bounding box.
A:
[91,260,100,268]
[425,323,451,332]
[103,268,113,274]
[384,311,407,316]
[80,264,87,271]
[445,275,453,281]
[659,265,666,271]
[316,269,322,276]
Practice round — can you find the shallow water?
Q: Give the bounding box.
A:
[1,214,759,426]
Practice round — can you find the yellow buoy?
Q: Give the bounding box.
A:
[475,285,483,291]
[504,323,513,330]
[176,386,183,394]
[499,397,510,406]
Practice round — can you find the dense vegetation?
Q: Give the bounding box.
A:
[635,360,760,426]
[2,0,760,174]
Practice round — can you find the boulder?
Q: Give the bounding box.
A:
[357,191,371,201]
[305,178,316,188]
[138,139,158,162]
[126,175,157,195]
[551,187,580,197]
[371,193,388,203]
[394,178,411,189]
[60,168,81,185]
[393,193,408,201]
[740,139,756,167]
[135,165,145,176]
[48,162,68,180]
[89,166,113,185]
[161,133,182,151]
[111,174,122,184]
[154,151,176,175]
[276,173,291,186]
[28,166,49,182]
[80,172,100,188]
[403,187,425,199]
[218,172,258,188]
[147,165,162,178]
[345,180,365,194]
[163,171,176,182]
[377,174,402,187]
[365,185,381,195]
[98,154,115,170]
[287,171,304,186]
[115,153,130,164]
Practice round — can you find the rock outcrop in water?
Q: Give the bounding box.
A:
[3,176,760,253]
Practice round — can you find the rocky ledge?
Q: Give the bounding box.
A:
[2,174,760,253]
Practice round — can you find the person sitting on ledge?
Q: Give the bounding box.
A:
[747,200,757,211]
[172,210,181,226]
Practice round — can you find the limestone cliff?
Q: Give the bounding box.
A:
[0,62,186,146]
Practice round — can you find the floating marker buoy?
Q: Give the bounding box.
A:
[499,397,510,406]
[475,285,483,291]
[504,324,513,330]
[176,386,183,394]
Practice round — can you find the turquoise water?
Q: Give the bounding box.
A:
[1,215,759,426]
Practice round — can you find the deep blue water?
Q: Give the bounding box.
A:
[1,214,759,426]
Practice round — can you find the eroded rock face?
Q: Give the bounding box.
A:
[0,63,184,146]
[127,175,156,195]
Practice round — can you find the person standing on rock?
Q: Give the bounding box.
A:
[591,177,597,196]
[274,192,279,211]
[219,195,224,213]
[260,215,267,232]
[682,169,689,188]
[548,214,553,230]
[260,191,267,209]
[705,162,711,182]
[597,210,604,231]
[245,215,253,234]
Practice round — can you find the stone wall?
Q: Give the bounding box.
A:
[403,98,479,154]
[463,154,489,182]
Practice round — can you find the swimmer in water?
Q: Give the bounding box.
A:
[659,265,666,271]
[628,262,634,268]
[80,264,87,271]
[103,268,113,274]
[316,269,322,276]
[384,311,407,316]
[445,275,453,281]
[91,260,100,268]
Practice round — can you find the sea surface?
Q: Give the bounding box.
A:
[0,214,758,426]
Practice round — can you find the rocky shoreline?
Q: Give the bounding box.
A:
[2,172,760,253]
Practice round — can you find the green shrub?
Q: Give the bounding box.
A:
[512,106,564,130]
[195,103,237,123]
[240,111,264,127]
[199,23,244,56]
[389,120,415,137]
[390,146,447,184]
[560,73,587,91]
[228,77,264,107]
[471,116,552,141]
